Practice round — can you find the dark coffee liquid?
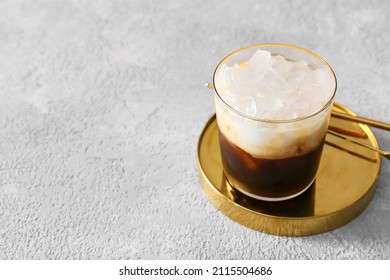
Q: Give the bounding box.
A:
[218,130,324,199]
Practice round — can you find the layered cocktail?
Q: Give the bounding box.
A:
[213,44,337,201]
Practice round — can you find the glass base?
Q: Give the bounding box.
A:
[229,178,315,202]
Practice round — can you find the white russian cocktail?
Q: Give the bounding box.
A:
[213,44,337,201]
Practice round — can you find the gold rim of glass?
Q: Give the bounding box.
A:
[212,43,338,123]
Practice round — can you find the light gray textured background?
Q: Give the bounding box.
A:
[0,0,389,259]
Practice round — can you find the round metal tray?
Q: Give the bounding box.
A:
[197,103,381,236]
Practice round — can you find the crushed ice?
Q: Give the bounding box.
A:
[215,49,333,120]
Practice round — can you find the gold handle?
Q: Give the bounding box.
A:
[205,83,214,89]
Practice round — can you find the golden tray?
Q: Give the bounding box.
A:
[197,103,381,236]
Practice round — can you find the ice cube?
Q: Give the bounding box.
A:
[236,95,256,116]
[248,49,271,79]
[313,68,335,93]
[264,67,293,94]
[221,90,257,117]
[270,55,292,78]
[223,63,257,96]
[225,50,271,94]
[254,87,287,119]
[290,60,310,72]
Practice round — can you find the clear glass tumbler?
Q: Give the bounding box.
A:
[213,44,337,201]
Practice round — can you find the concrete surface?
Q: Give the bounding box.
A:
[0,0,389,259]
